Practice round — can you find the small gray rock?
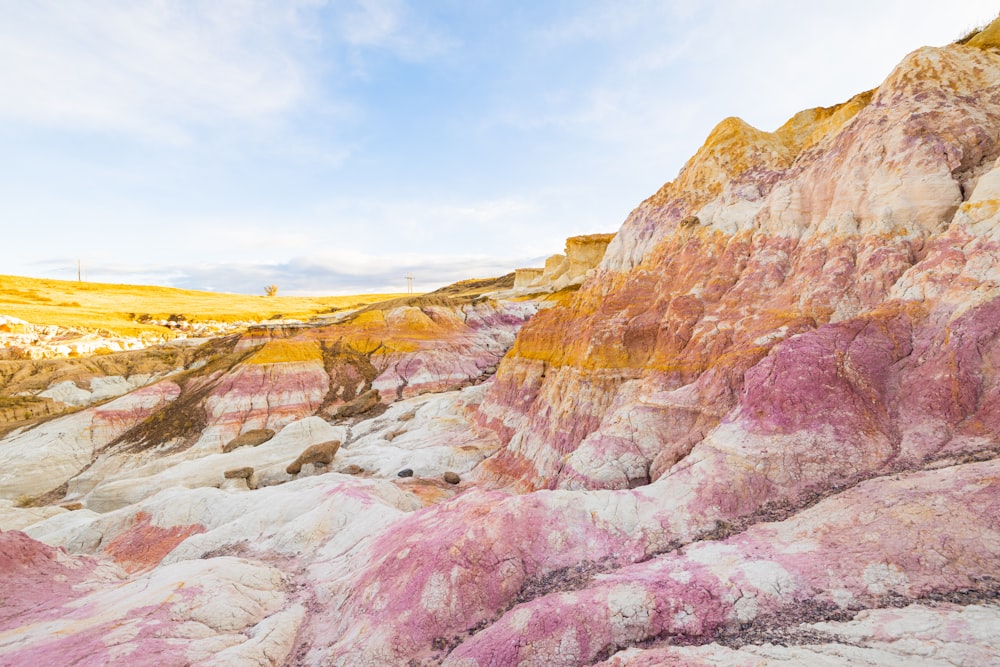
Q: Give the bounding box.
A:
[443,471,461,485]
[397,468,414,478]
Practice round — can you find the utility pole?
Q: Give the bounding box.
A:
[405,273,414,294]
[78,259,82,282]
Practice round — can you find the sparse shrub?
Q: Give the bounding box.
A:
[264,285,279,297]
[14,494,34,508]
[955,21,990,44]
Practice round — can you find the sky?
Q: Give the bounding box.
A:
[1,1,998,295]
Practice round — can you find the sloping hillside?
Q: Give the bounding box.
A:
[0,273,406,335]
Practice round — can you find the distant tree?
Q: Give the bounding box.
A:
[264,285,279,297]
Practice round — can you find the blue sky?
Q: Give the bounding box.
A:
[1,1,997,295]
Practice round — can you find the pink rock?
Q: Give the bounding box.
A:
[444,460,1000,665]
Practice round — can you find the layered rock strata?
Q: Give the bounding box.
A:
[514,233,616,292]
[478,39,1000,493]
[2,19,1000,667]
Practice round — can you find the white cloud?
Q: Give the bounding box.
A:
[482,0,1000,206]
[327,0,455,79]
[7,188,574,290]
[7,1,1000,296]
[0,1,318,140]
[0,0,453,141]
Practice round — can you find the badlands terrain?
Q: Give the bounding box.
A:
[4,18,1000,667]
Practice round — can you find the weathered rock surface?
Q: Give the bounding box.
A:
[286,439,341,475]
[3,20,1000,667]
[324,388,380,419]
[439,459,1000,665]
[477,37,1000,493]
[514,233,616,292]
[79,417,346,512]
[222,428,276,453]
[0,500,68,531]
[597,603,1000,666]
[0,381,181,500]
[0,532,297,667]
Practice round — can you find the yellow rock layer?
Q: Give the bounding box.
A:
[967,15,1000,50]
[350,310,388,328]
[249,340,323,365]
[566,233,616,248]
[647,91,873,209]
[773,89,875,154]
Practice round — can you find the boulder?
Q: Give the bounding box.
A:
[328,389,380,419]
[286,440,341,475]
[222,429,276,453]
[222,466,257,491]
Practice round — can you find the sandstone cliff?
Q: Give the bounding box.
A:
[515,233,616,291]
[478,34,1000,493]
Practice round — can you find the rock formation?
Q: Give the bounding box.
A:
[513,267,545,289]
[3,18,1000,667]
[286,439,341,475]
[222,428,276,453]
[514,233,616,292]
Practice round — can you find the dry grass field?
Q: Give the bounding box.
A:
[0,274,408,336]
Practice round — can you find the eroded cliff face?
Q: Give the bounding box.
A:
[477,40,1000,493]
[515,233,617,291]
[3,22,1000,667]
[0,293,536,515]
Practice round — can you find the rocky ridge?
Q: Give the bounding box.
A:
[514,233,617,292]
[0,314,254,360]
[3,19,1000,667]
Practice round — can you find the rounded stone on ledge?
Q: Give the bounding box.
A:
[443,471,461,485]
[397,468,414,478]
[222,429,275,453]
[286,440,341,476]
[223,466,254,480]
[340,464,364,475]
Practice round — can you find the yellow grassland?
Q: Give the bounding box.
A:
[0,274,408,336]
